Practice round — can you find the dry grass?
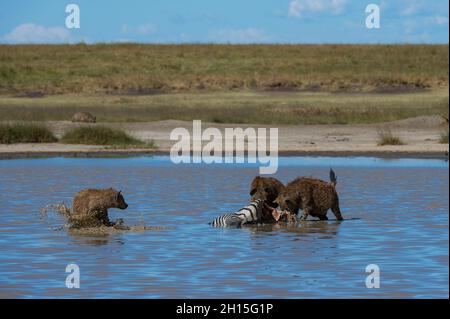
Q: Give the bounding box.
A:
[0,89,448,125]
[377,127,406,146]
[0,44,447,95]
[0,122,57,144]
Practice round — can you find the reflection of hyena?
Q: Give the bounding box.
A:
[275,169,343,221]
[70,188,128,227]
[250,176,285,222]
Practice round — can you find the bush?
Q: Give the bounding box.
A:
[0,122,57,144]
[377,127,405,146]
[440,129,449,144]
[60,126,145,146]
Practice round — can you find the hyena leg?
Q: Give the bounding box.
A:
[299,208,310,221]
[299,204,314,221]
[331,197,344,221]
[318,211,329,221]
[299,193,314,221]
[97,210,112,226]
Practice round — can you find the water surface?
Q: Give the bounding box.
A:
[0,156,448,298]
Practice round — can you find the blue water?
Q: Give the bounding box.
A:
[0,156,448,298]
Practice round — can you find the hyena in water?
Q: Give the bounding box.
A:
[249,176,285,222]
[70,188,128,227]
[275,169,343,221]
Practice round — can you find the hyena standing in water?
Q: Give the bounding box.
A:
[249,176,285,222]
[275,169,343,221]
[70,188,128,227]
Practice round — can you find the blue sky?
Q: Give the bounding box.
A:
[0,0,448,44]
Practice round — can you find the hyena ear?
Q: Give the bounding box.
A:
[116,190,122,200]
[250,188,256,196]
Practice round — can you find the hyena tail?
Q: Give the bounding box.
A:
[329,168,337,186]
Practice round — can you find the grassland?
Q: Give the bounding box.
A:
[0,44,448,125]
[0,44,448,94]
[0,89,447,125]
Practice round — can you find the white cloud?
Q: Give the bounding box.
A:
[433,15,449,26]
[136,24,156,36]
[401,2,421,16]
[3,23,72,44]
[208,27,269,43]
[121,23,156,36]
[288,0,346,18]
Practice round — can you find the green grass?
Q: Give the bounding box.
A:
[0,89,447,125]
[0,44,447,125]
[377,127,406,146]
[0,122,57,144]
[60,126,146,146]
[0,44,447,95]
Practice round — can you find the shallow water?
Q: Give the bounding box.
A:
[0,156,448,298]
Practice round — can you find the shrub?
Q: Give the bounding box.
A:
[60,126,145,146]
[439,129,449,144]
[0,122,57,144]
[377,127,405,146]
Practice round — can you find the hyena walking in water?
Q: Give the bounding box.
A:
[70,188,128,227]
[275,169,343,221]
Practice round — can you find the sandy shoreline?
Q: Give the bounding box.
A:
[0,148,447,160]
[1,116,448,160]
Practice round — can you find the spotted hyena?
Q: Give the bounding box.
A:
[71,112,96,123]
[250,176,285,222]
[70,188,128,227]
[275,169,343,221]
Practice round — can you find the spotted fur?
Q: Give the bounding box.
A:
[71,188,128,227]
[249,176,285,222]
[275,169,343,221]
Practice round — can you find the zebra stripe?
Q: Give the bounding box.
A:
[210,199,264,227]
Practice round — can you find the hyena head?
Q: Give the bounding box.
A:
[250,176,284,208]
[274,192,298,215]
[109,189,128,210]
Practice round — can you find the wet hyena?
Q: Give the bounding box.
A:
[70,188,128,227]
[250,176,285,222]
[275,169,343,221]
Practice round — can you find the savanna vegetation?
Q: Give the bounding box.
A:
[60,126,147,147]
[376,127,406,146]
[0,44,448,125]
[0,89,447,125]
[0,44,448,94]
[0,122,57,144]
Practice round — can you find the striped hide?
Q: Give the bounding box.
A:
[210,199,264,227]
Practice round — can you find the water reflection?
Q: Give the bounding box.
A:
[245,220,342,238]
